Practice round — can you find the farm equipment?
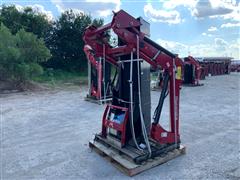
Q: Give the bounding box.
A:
[196,57,231,76]
[83,10,185,176]
[84,45,113,104]
[231,60,240,72]
[151,69,164,90]
[183,56,203,86]
[199,62,208,80]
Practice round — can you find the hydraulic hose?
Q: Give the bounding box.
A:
[137,59,152,157]
[153,71,170,125]
[136,35,152,157]
[129,52,142,151]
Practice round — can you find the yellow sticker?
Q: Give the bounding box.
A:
[176,66,182,80]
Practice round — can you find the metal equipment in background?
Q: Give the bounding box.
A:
[83,10,185,175]
[231,60,240,72]
[84,45,115,104]
[183,56,203,86]
[151,69,164,90]
[196,57,232,77]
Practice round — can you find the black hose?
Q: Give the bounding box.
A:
[153,71,170,125]
[110,68,118,89]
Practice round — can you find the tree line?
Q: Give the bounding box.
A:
[0,5,103,83]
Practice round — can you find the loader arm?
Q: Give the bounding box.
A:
[83,10,183,145]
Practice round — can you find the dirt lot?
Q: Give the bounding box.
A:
[1,73,239,180]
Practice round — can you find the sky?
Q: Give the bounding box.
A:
[1,0,239,59]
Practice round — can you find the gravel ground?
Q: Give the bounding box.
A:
[0,73,239,180]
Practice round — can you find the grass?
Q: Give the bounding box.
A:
[32,69,88,88]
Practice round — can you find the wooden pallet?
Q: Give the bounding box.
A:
[84,96,112,105]
[182,83,204,87]
[151,87,161,91]
[89,140,186,176]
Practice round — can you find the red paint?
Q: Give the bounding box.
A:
[83,9,183,145]
[101,105,129,146]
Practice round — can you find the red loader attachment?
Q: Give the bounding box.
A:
[83,10,186,176]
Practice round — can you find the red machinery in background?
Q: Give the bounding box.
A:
[183,56,203,86]
[199,61,208,80]
[84,45,114,103]
[84,10,184,166]
[197,57,231,77]
[231,60,240,72]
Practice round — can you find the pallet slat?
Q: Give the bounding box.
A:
[84,97,112,105]
[89,140,186,176]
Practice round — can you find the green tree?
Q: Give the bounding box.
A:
[16,29,51,64]
[0,24,51,83]
[0,5,22,34]
[0,5,52,38]
[0,23,20,80]
[45,10,103,72]
[15,29,51,81]
[0,5,104,74]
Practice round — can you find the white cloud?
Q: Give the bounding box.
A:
[217,5,240,22]
[143,3,182,24]
[215,37,228,51]
[208,26,218,31]
[191,0,234,18]
[14,4,53,21]
[96,9,112,17]
[29,4,54,21]
[202,32,213,37]
[162,0,196,10]
[189,43,216,56]
[15,4,24,12]
[159,0,238,20]
[229,39,240,58]
[86,0,118,3]
[156,38,239,59]
[51,0,121,18]
[157,38,188,56]
[55,4,64,13]
[221,22,240,28]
